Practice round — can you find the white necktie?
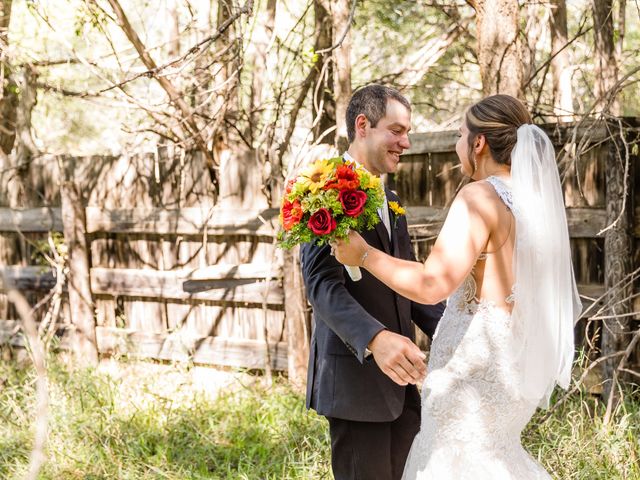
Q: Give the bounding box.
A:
[378,193,391,241]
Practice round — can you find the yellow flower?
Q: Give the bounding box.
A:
[364,175,381,191]
[299,159,335,193]
[388,201,406,216]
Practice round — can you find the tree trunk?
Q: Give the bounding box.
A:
[58,157,98,366]
[601,132,633,404]
[549,0,573,120]
[13,67,38,163]
[214,0,268,210]
[284,247,310,388]
[592,0,619,115]
[470,0,524,98]
[330,0,352,151]
[166,0,180,59]
[311,0,336,146]
[0,0,17,156]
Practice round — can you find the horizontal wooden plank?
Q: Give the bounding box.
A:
[566,208,607,238]
[0,266,284,305]
[95,326,288,370]
[183,263,282,280]
[85,207,279,235]
[405,130,459,155]
[0,321,288,370]
[404,120,615,156]
[0,319,72,349]
[405,206,610,238]
[577,284,606,299]
[90,267,283,305]
[0,207,63,232]
[1,203,635,240]
[0,266,58,291]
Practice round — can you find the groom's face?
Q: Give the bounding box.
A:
[361,99,412,176]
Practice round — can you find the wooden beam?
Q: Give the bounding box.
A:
[90,267,284,305]
[404,130,459,155]
[60,158,98,364]
[183,263,281,280]
[0,207,63,232]
[283,247,310,387]
[566,208,607,238]
[1,205,633,238]
[95,326,288,370]
[405,206,610,238]
[0,321,288,370]
[0,264,284,304]
[0,266,58,291]
[0,320,73,349]
[404,120,612,156]
[85,207,279,236]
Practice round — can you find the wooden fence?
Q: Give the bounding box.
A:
[0,118,638,378]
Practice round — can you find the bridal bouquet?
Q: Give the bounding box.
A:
[278,157,385,281]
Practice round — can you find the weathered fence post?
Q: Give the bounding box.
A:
[284,246,310,388]
[58,156,98,365]
[602,122,634,404]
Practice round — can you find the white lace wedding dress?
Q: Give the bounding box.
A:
[402,177,551,480]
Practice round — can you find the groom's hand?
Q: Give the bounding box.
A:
[368,330,426,386]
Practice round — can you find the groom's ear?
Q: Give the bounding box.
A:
[355,114,368,138]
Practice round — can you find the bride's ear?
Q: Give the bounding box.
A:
[474,134,486,155]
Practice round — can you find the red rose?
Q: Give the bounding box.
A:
[324,164,360,191]
[281,199,303,231]
[307,208,337,235]
[339,189,367,217]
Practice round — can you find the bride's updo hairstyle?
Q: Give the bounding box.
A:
[465,94,532,167]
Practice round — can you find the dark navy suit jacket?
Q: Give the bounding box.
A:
[301,188,445,422]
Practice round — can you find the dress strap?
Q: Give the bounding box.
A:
[485,176,513,211]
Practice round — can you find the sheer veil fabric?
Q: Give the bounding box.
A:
[510,124,583,408]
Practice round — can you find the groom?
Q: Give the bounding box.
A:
[301,85,444,480]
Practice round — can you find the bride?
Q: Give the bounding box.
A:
[333,94,582,479]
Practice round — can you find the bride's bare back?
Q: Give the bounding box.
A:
[469,177,515,311]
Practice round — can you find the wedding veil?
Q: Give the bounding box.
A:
[510,124,583,408]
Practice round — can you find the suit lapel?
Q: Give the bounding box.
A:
[374,221,392,254]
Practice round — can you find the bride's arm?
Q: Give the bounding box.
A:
[335,183,492,304]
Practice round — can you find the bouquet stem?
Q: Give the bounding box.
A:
[345,265,362,282]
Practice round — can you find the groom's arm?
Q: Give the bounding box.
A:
[411,301,445,339]
[301,241,386,364]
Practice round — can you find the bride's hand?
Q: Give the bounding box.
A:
[333,231,369,266]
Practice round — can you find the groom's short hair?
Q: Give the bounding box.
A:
[346,84,411,143]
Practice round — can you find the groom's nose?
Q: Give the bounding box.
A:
[399,133,410,150]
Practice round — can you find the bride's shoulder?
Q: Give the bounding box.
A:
[454,181,503,221]
[457,181,501,207]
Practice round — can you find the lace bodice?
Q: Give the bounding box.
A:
[486,175,513,210]
[401,176,550,480]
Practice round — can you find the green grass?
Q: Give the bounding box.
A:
[0,358,638,479]
[0,359,330,479]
